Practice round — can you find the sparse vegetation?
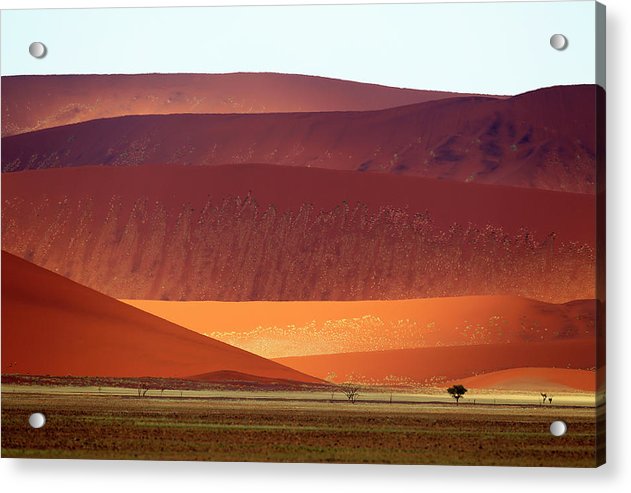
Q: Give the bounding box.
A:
[1,386,602,466]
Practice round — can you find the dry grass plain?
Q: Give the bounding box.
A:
[1,384,603,467]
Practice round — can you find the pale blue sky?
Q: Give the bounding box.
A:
[0,2,599,95]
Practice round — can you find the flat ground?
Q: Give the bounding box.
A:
[1,385,603,466]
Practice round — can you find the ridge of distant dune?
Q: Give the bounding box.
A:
[445,367,596,392]
[1,84,601,193]
[0,250,320,384]
[1,72,483,137]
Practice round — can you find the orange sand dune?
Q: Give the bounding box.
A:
[2,72,480,136]
[273,340,596,386]
[123,296,595,359]
[0,251,320,384]
[2,165,595,304]
[446,367,596,392]
[2,85,600,193]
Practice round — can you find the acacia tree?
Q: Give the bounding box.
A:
[341,383,361,404]
[447,384,468,405]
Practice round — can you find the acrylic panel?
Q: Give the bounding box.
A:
[0,1,605,466]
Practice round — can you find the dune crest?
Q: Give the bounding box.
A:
[2,72,481,137]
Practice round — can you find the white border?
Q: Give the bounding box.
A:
[1,0,630,491]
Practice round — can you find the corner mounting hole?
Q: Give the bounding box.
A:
[550,34,568,51]
[29,42,47,59]
[550,420,567,437]
[29,412,46,429]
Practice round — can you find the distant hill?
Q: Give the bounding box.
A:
[1,72,480,136]
[1,84,600,193]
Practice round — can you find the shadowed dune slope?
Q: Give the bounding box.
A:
[123,296,595,359]
[445,367,596,392]
[0,251,320,383]
[2,85,600,193]
[1,72,482,136]
[2,165,595,303]
[2,164,594,243]
[273,340,596,386]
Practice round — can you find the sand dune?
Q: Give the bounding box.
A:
[1,72,480,137]
[274,340,596,386]
[445,367,596,392]
[186,370,313,385]
[0,251,320,383]
[2,85,600,193]
[2,165,595,303]
[123,296,595,359]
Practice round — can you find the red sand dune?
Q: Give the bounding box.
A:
[445,367,596,392]
[1,72,482,137]
[1,85,600,193]
[2,165,595,303]
[0,251,320,383]
[123,296,595,359]
[273,340,596,386]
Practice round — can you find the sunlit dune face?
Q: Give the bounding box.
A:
[123,296,596,359]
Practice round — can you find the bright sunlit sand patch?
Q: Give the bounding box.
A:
[122,297,595,359]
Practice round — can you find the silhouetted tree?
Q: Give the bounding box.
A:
[447,384,468,405]
[341,383,361,404]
